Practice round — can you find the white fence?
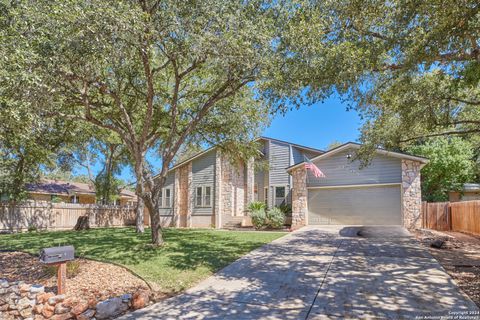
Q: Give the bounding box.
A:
[0,202,136,232]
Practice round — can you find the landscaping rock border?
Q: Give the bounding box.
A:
[0,279,150,320]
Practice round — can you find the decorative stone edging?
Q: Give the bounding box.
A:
[0,279,150,320]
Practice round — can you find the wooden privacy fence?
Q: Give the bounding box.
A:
[422,202,451,231]
[422,200,480,236]
[450,201,480,236]
[0,202,136,232]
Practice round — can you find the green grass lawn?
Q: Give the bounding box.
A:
[0,228,285,292]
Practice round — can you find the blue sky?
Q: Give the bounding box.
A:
[263,95,363,151]
[79,94,363,182]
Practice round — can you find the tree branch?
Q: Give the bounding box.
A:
[400,129,480,143]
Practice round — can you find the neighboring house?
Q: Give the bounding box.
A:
[24,179,137,206]
[152,137,428,230]
[449,183,480,202]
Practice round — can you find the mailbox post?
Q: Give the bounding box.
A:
[39,246,75,295]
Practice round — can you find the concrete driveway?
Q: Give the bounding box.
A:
[120,226,479,319]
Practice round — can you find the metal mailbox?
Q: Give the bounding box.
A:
[39,245,75,264]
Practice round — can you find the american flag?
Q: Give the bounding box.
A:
[304,157,325,178]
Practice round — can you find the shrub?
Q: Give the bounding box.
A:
[250,209,267,229]
[247,201,266,212]
[250,207,285,229]
[266,207,285,229]
[277,204,292,215]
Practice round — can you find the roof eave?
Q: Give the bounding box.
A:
[286,142,429,173]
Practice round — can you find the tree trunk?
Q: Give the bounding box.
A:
[150,211,163,245]
[135,197,145,233]
[133,153,163,245]
[144,198,164,246]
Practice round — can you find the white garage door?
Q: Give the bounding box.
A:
[308,185,402,225]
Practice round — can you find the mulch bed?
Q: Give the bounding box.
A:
[0,251,150,302]
[415,229,480,307]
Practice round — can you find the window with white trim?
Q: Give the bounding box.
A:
[204,186,211,207]
[159,187,172,208]
[195,186,212,207]
[164,188,171,208]
[274,186,286,207]
[196,187,203,207]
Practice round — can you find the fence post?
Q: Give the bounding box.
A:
[447,202,452,231]
[422,201,427,229]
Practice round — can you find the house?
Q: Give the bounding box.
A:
[24,179,137,206]
[153,137,428,229]
[449,183,480,202]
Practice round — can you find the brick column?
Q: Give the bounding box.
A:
[214,151,223,229]
[402,160,422,229]
[245,157,254,207]
[174,169,181,227]
[291,166,308,229]
[187,162,193,228]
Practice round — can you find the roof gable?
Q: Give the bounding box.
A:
[287,142,428,172]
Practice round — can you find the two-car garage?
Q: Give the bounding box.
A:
[307,184,402,225]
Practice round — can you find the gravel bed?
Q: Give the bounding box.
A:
[415,229,480,307]
[0,251,150,302]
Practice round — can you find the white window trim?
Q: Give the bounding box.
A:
[274,185,287,206]
[164,187,172,208]
[159,187,173,208]
[195,185,213,208]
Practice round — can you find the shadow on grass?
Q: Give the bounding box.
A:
[0,227,284,278]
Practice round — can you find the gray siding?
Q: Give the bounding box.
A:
[192,149,216,215]
[158,172,175,216]
[268,140,291,186]
[303,150,322,161]
[291,147,322,164]
[291,146,304,164]
[306,148,402,187]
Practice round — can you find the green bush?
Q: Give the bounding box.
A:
[277,204,292,215]
[266,207,285,229]
[250,209,267,229]
[250,207,285,229]
[247,201,266,212]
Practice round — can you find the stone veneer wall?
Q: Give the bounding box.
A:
[232,161,245,216]
[291,166,308,229]
[402,160,423,229]
[219,155,247,226]
[186,162,193,227]
[245,158,254,207]
[220,155,234,218]
[214,152,222,228]
[174,164,190,228]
